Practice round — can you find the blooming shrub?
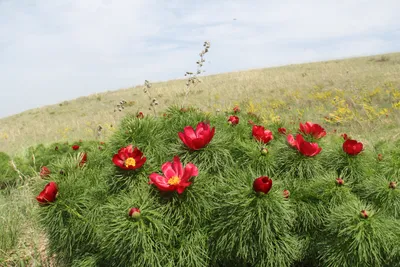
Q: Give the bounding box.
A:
[33,105,400,267]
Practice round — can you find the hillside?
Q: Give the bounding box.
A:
[1,52,400,155]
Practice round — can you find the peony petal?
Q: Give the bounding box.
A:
[299,141,321,157]
[181,163,199,182]
[195,122,207,137]
[161,161,177,178]
[287,134,297,147]
[295,134,304,150]
[207,127,216,144]
[176,182,191,194]
[172,156,184,178]
[132,147,143,158]
[126,144,134,155]
[112,154,126,168]
[117,147,128,161]
[149,173,172,191]
[134,157,147,169]
[190,138,205,150]
[183,126,197,140]
[179,132,195,150]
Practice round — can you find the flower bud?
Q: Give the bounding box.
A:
[228,115,239,126]
[278,127,287,135]
[360,210,368,219]
[129,207,141,219]
[283,189,290,199]
[389,181,397,189]
[260,147,268,155]
[253,176,273,194]
[336,177,344,186]
[136,112,144,119]
[377,154,383,161]
[40,166,51,178]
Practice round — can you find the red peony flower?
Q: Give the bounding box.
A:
[36,182,58,204]
[297,134,322,156]
[228,115,239,125]
[136,112,144,119]
[233,106,240,113]
[278,127,287,135]
[149,156,198,194]
[252,125,274,144]
[343,139,363,155]
[112,145,147,170]
[253,176,273,194]
[299,122,326,139]
[72,145,80,150]
[178,122,215,150]
[287,134,322,156]
[40,166,51,178]
[79,153,87,167]
[283,189,290,198]
[378,153,383,161]
[128,207,141,218]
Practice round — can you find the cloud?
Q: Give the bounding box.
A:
[1,0,400,117]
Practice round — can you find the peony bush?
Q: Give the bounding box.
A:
[33,105,400,267]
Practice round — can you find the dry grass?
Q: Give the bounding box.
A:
[1,52,400,156]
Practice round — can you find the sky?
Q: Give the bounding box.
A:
[1,0,400,118]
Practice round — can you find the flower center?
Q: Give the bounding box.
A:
[124,157,136,167]
[168,176,181,185]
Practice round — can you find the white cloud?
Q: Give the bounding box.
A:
[0,0,400,117]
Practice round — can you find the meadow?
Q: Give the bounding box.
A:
[1,52,400,155]
[1,51,400,266]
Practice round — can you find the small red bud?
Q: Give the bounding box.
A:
[40,166,51,178]
[389,181,397,189]
[377,154,383,161]
[336,177,344,186]
[278,127,287,135]
[129,207,141,218]
[283,189,290,199]
[360,210,368,219]
[136,112,144,119]
[253,176,273,194]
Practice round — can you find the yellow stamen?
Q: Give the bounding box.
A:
[168,176,180,185]
[124,157,136,167]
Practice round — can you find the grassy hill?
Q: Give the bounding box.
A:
[1,52,400,155]
[1,51,400,266]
